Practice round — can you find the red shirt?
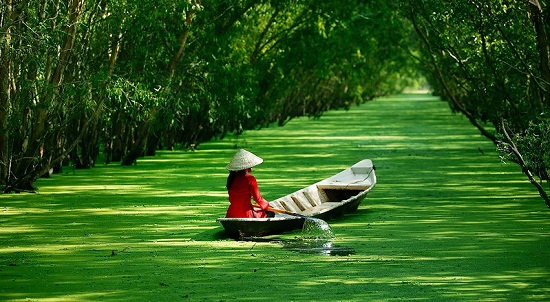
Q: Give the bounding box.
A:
[226,173,270,218]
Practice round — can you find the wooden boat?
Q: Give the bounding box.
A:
[217,159,377,239]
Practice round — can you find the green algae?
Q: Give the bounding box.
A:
[1,93,549,301]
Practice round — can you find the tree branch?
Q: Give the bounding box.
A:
[500,120,550,208]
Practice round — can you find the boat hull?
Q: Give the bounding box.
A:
[217,216,305,239]
[217,190,368,238]
[217,159,376,239]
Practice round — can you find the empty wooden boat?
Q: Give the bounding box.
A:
[217,159,376,239]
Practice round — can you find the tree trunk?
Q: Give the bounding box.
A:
[501,121,550,208]
[528,0,550,107]
[166,7,196,78]
[109,111,125,163]
[0,0,13,185]
[122,119,152,165]
[146,130,159,156]
[3,0,86,192]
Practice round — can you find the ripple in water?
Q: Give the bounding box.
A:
[242,218,355,256]
[281,239,355,256]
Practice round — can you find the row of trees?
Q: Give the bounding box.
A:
[2,0,548,206]
[1,0,420,192]
[398,0,550,207]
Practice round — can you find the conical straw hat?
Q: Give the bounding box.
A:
[226,149,263,171]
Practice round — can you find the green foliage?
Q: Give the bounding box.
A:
[398,0,550,201]
[511,119,550,180]
[0,0,423,191]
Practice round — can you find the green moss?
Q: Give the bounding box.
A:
[1,93,549,301]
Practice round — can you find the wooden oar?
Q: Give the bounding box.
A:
[254,205,313,220]
[266,206,312,219]
[255,205,334,238]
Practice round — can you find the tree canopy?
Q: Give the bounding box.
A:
[398,0,550,207]
[1,0,548,207]
[0,0,418,192]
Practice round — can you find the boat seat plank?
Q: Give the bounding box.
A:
[292,192,314,211]
[301,202,341,216]
[303,187,322,206]
[291,196,306,211]
[270,200,283,211]
[278,196,301,213]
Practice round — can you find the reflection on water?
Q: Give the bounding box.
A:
[281,239,355,256]
[242,237,355,256]
[242,218,354,256]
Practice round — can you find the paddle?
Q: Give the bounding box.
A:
[252,204,312,219]
[254,205,334,238]
[266,206,312,219]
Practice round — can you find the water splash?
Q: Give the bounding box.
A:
[302,218,335,239]
[241,217,354,256]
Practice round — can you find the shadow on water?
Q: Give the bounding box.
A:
[205,224,355,256]
[241,218,355,256]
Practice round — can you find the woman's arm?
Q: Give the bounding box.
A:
[247,174,269,210]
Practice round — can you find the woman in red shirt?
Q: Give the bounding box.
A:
[225,149,272,218]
